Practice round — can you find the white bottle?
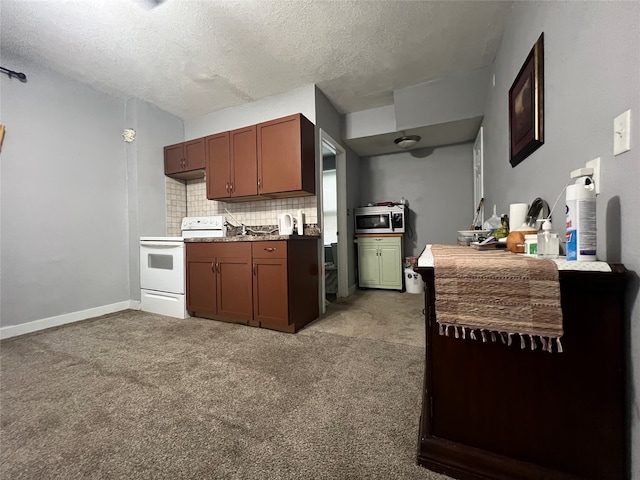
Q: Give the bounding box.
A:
[537,220,559,259]
[565,168,596,261]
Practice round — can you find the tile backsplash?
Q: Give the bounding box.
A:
[166,177,318,235]
[165,177,187,236]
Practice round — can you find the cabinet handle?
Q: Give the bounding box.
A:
[252,264,257,275]
[257,178,262,190]
[226,183,230,193]
[230,182,234,193]
[211,261,215,273]
[264,247,276,252]
[216,262,220,274]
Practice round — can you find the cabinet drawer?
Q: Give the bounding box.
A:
[357,237,402,247]
[252,241,287,259]
[186,242,250,259]
[186,242,215,259]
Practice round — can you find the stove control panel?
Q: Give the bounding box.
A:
[181,216,226,231]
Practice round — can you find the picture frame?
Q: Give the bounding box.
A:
[509,33,544,167]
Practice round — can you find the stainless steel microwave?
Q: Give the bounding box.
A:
[354,205,405,234]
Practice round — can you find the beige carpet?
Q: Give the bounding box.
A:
[1,289,447,480]
[305,289,426,348]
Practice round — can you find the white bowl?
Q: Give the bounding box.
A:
[457,229,490,236]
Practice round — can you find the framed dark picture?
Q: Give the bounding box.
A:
[509,33,544,167]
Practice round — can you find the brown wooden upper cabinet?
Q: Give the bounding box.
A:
[164,138,206,180]
[206,126,258,200]
[257,113,315,198]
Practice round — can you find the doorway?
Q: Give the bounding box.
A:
[318,130,347,313]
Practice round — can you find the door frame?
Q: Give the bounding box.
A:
[473,126,484,225]
[317,129,348,313]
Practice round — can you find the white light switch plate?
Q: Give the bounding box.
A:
[613,110,631,156]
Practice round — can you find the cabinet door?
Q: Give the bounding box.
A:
[164,143,184,175]
[358,242,380,287]
[217,256,253,321]
[206,132,231,200]
[257,114,314,195]
[379,244,402,288]
[186,257,217,316]
[184,138,206,170]
[230,126,258,197]
[252,258,289,325]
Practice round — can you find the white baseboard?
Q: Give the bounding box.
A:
[0,301,135,340]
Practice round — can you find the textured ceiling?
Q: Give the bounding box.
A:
[1,0,511,120]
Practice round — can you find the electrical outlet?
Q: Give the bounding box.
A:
[585,157,601,195]
[613,110,631,155]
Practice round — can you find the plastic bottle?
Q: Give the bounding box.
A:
[537,220,559,259]
[524,234,538,256]
[565,168,596,261]
[483,205,502,231]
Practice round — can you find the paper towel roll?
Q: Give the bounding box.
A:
[509,203,529,231]
[296,210,304,235]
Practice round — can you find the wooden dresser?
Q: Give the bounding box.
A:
[414,263,629,479]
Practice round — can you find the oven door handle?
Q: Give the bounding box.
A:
[140,241,184,247]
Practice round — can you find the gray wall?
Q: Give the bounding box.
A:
[0,53,181,326]
[345,146,361,288]
[316,86,362,291]
[482,2,640,474]
[184,85,316,140]
[315,86,341,142]
[394,66,491,130]
[1,54,128,327]
[360,143,474,257]
[126,99,184,300]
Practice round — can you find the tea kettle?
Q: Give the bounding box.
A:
[278,213,294,235]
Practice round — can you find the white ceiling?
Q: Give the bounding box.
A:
[1,0,512,122]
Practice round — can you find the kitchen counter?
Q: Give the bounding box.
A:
[185,234,320,243]
[185,224,321,242]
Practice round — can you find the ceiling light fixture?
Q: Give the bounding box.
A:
[394,135,421,149]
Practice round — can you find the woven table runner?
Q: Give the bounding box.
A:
[432,245,563,352]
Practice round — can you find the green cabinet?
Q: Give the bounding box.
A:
[357,236,403,290]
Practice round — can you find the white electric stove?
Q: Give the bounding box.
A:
[140,216,226,318]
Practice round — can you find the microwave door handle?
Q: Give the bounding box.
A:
[390,213,395,232]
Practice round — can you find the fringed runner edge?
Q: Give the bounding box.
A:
[437,324,564,353]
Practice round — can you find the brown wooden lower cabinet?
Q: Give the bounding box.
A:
[414,264,630,480]
[186,242,252,324]
[217,256,253,321]
[186,239,318,333]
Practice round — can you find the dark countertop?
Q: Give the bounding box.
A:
[185,234,320,243]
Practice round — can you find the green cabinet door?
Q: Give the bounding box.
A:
[357,237,403,290]
[379,244,402,288]
[358,243,380,287]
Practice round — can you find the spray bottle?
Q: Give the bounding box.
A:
[565,167,597,261]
